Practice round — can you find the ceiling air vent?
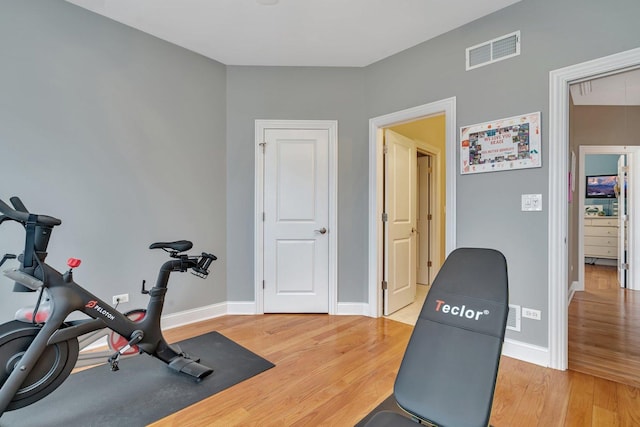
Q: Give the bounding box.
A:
[466,31,520,71]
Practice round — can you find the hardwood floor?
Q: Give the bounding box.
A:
[569,264,640,388]
[141,313,640,426]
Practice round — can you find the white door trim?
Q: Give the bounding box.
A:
[368,97,457,317]
[255,119,338,315]
[548,47,640,370]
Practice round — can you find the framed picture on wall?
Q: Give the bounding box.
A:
[460,112,541,175]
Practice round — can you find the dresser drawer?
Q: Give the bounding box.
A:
[584,236,617,247]
[588,217,618,227]
[584,226,618,237]
[585,245,618,258]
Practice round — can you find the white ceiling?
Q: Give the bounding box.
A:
[570,68,640,106]
[65,0,522,67]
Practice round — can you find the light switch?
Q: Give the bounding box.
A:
[521,194,542,211]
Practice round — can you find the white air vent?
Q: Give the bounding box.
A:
[466,31,520,71]
[506,304,521,332]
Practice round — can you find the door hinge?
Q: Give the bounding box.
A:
[428,214,432,221]
[622,263,629,270]
[382,280,388,290]
[382,212,388,222]
[262,212,265,221]
[262,280,265,289]
[427,261,432,267]
[383,145,388,154]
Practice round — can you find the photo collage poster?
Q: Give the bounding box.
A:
[460,112,541,175]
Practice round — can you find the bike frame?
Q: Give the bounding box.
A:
[0,254,193,414]
[0,196,216,416]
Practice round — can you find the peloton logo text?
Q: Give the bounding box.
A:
[434,299,490,321]
[85,300,116,321]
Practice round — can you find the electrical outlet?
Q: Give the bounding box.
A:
[522,307,541,320]
[112,293,129,305]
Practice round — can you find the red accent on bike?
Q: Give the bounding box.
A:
[17,308,51,323]
[67,258,81,268]
[85,300,97,308]
[34,311,49,323]
[108,310,146,355]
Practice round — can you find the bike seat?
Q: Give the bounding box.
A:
[149,240,193,252]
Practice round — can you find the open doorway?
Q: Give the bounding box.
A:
[566,69,640,385]
[549,47,640,371]
[381,121,445,323]
[367,97,457,318]
[570,149,640,386]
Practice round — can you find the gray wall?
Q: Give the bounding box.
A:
[0,1,227,321]
[226,66,367,302]
[2,0,640,350]
[365,0,640,347]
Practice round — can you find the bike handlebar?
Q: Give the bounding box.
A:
[0,197,61,227]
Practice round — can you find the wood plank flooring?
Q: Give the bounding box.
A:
[141,312,640,426]
[569,264,640,388]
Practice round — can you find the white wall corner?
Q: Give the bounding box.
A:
[502,338,549,367]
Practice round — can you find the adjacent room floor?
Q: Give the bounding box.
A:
[384,284,429,325]
[569,264,640,388]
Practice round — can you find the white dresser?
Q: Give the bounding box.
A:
[584,216,618,259]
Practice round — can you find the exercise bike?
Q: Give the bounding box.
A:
[0,196,217,416]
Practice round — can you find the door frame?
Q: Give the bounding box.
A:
[548,47,640,370]
[415,142,443,285]
[368,97,457,317]
[254,119,338,314]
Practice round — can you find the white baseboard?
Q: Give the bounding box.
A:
[336,302,370,316]
[502,338,549,367]
[226,301,258,315]
[158,301,370,320]
[160,302,227,330]
[569,280,580,302]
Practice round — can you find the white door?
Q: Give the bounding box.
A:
[618,154,627,287]
[417,155,431,285]
[384,129,417,315]
[263,128,329,312]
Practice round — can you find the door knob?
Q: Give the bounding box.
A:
[315,227,327,234]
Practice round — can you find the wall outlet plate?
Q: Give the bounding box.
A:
[112,293,129,304]
[522,307,541,320]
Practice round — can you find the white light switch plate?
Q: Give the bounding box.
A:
[521,194,542,211]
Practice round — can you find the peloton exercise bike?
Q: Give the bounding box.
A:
[0,196,217,416]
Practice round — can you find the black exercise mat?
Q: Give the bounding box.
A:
[1,331,274,427]
[355,395,410,427]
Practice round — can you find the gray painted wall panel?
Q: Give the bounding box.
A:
[226,66,367,302]
[0,1,227,321]
[365,0,640,346]
[2,0,639,350]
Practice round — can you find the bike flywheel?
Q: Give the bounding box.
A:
[0,320,79,411]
